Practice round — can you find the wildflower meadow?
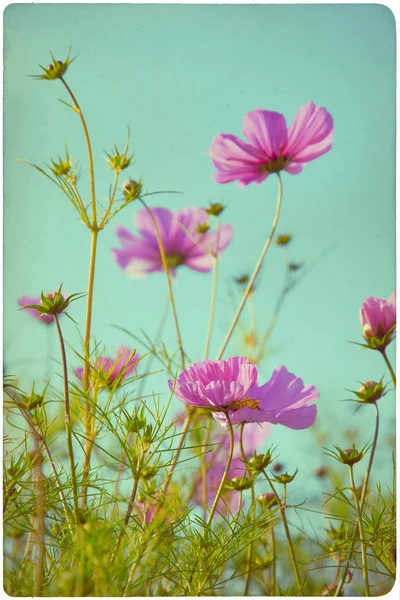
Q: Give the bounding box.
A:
[3,4,396,598]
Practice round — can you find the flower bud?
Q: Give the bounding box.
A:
[106,146,133,172]
[35,49,74,80]
[328,443,369,466]
[272,462,284,473]
[50,152,72,176]
[273,469,298,484]
[195,222,211,234]
[275,234,292,246]
[142,424,154,446]
[257,492,278,509]
[126,407,146,433]
[288,262,302,271]
[225,475,254,491]
[354,380,385,404]
[122,179,142,203]
[247,449,274,472]
[205,202,225,217]
[315,466,328,479]
[21,286,84,319]
[140,466,158,481]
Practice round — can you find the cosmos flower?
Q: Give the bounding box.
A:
[18,296,55,324]
[168,357,318,430]
[112,206,232,278]
[360,291,396,350]
[74,346,140,389]
[208,102,333,187]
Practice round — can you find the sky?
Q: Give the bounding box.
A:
[3,3,396,512]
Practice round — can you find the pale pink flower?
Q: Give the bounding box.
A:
[18,296,55,325]
[360,291,396,349]
[74,346,140,389]
[112,206,232,278]
[208,102,333,187]
[168,357,318,430]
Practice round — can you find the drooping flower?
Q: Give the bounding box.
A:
[360,291,396,350]
[18,296,54,324]
[74,346,140,390]
[112,206,232,278]
[208,102,333,187]
[168,357,318,430]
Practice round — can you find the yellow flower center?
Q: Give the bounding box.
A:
[229,397,260,412]
[166,253,185,269]
[260,155,290,174]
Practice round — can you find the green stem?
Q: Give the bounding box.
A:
[270,520,276,596]
[262,469,303,595]
[380,348,396,388]
[335,403,380,596]
[200,421,212,519]
[216,173,283,360]
[139,198,185,371]
[204,255,219,359]
[54,315,80,525]
[239,424,255,596]
[161,411,194,500]
[349,465,370,596]
[206,412,235,527]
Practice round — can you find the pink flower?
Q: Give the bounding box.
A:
[112,206,232,277]
[360,291,396,350]
[208,102,333,187]
[168,357,318,430]
[18,296,55,325]
[74,346,140,389]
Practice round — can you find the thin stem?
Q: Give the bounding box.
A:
[81,228,98,507]
[200,422,212,519]
[98,170,120,230]
[349,465,370,596]
[335,403,380,596]
[112,455,144,560]
[161,411,194,500]
[54,315,79,525]
[40,434,74,533]
[239,424,255,596]
[270,520,276,596]
[206,412,235,527]
[380,348,396,388]
[204,255,219,359]
[262,469,303,594]
[60,77,96,227]
[138,198,185,371]
[216,174,283,360]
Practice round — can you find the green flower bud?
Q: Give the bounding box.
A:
[353,379,386,404]
[33,48,75,81]
[257,492,278,509]
[126,407,146,433]
[225,475,254,491]
[140,466,158,481]
[21,285,84,318]
[275,234,292,246]
[288,262,302,271]
[273,469,298,484]
[195,222,211,234]
[105,146,133,172]
[122,179,142,203]
[247,449,274,472]
[50,151,72,176]
[326,443,369,467]
[205,202,225,217]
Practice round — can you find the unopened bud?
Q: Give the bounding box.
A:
[275,234,292,246]
[257,492,278,509]
[354,380,385,403]
[205,203,224,217]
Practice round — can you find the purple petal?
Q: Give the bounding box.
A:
[242,109,287,158]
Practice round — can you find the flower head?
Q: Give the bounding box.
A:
[74,346,140,390]
[33,48,75,80]
[112,206,232,277]
[208,102,333,187]
[360,291,396,350]
[168,357,318,430]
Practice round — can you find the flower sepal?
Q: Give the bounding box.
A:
[225,474,256,491]
[325,442,370,466]
[272,469,298,485]
[351,379,387,404]
[21,285,85,319]
[247,447,275,472]
[32,48,75,80]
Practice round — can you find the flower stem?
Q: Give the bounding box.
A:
[216,173,283,360]
[262,469,303,595]
[161,411,194,499]
[380,348,396,388]
[60,77,99,509]
[269,520,277,595]
[139,198,185,372]
[200,421,212,518]
[239,424,255,596]
[349,465,370,596]
[53,315,79,525]
[335,403,380,596]
[204,255,219,359]
[206,412,235,527]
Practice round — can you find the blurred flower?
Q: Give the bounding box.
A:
[112,207,232,278]
[168,357,318,430]
[272,462,284,473]
[360,291,396,350]
[208,102,333,187]
[18,296,54,324]
[275,234,292,246]
[74,346,139,390]
[315,466,328,478]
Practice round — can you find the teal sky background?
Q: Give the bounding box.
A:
[4,4,396,507]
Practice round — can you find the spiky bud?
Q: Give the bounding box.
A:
[205,202,225,217]
[257,492,279,509]
[353,379,386,404]
[273,469,298,484]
